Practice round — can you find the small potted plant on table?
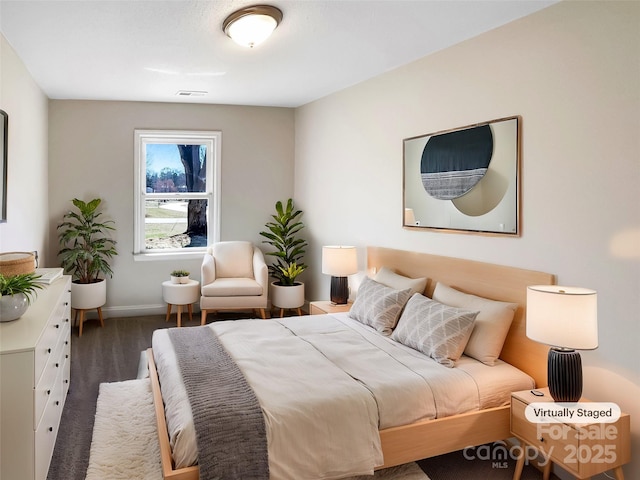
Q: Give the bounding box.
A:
[0,272,44,322]
[170,270,190,284]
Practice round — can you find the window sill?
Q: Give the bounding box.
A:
[133,251,206,262]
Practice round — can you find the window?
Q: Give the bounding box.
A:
[134,130,221,259]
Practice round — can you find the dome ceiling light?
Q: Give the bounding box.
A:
[223,5,283,48]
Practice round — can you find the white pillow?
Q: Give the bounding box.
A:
[348,277,413,335]
[432,282,518,366]
[374,267,427,294]
[391,294,478,367]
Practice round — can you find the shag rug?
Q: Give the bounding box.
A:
[86,378,429,480]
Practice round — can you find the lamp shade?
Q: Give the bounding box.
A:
[223,5,283,48]
[526,285,598,350]
[322,246,358,276]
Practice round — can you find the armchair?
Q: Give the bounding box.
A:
[200,241,269,324]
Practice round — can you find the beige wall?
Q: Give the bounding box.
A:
[0,34,49,261]
[295,1,639,476]
[47,100,294,315]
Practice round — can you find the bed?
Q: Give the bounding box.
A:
[148,246,556,480]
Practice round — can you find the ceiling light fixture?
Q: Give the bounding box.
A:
[223,5,283,48]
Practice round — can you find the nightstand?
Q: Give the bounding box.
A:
[309,300,352,315]
[510,388,630,480]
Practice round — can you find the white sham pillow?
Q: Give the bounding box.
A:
[373,267,427,295]
[432,282,518,366]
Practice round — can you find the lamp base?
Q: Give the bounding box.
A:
[330,276,349,305]
[548,348,583,402]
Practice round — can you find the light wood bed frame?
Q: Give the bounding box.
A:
[148,246,556,480]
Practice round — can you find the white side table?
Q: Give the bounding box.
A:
[162,279,200,327]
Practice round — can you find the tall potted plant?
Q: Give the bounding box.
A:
[260,198,308,311]
[58,198,117,311]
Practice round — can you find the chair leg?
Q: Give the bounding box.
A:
[201,309,208,325]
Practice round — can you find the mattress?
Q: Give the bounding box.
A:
[151,313,534,479]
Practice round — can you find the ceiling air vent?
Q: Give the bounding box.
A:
[176,90,208,97]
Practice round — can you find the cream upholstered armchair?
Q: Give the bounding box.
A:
[200,241,269,324]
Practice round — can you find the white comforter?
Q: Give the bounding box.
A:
[151,313,533,479]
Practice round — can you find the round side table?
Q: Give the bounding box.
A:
[162,279,200,327]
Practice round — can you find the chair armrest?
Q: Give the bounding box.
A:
[253,247,269,294]
[201,253,216,286]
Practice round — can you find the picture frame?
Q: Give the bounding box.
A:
[0,109,7,223]
[403,116,521,236]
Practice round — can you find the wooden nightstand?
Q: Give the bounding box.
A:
[309,300,352,315]
[510,388,630,480]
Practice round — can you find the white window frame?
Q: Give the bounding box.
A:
[133,129,221,260]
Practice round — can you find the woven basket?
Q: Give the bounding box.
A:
[0,252,36,276]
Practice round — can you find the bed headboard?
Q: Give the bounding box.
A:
[367,246,556,388]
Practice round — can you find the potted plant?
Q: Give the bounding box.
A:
[0,272,44,322]
[260,198,308,310]
[170,269,190,284]
[58,198,117,310]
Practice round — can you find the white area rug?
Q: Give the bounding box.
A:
[86,378,429,480]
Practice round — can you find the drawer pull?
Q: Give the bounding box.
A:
[64,302,69,306]
[55,401,60,406]
[65,354,69,359]
[47,390,51,395]
[64,379,69,384]
[47,348,52,354]
[539,437,545,443]
[55,363,60,368]
[65,318,70,322]
[48,427,53,432]
[55,324,60,329]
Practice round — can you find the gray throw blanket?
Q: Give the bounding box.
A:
[167,326,269,480]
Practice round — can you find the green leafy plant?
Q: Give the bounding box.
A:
[170,269,190,277]
[260,198,308,286]
[58,198,118,284]
[0,273,44,305]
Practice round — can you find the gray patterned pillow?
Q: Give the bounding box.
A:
[391,294,478,367]
[348,277,413,335]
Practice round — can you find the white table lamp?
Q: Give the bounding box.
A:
[526,285,598,402]
[322,246,358,305]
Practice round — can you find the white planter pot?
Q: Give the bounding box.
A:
[171,275,190,284]
[71,279,107,310]
[0,293,29,322]
[270,281,305,309]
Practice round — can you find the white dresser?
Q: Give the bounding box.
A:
[0,276,72,480]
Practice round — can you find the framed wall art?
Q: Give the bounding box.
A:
[0,109,7,223]
[403,115,520,235]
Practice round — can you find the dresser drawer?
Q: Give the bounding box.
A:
[35,364,65,480]
[34,321,69,426]
[33,292,71,386]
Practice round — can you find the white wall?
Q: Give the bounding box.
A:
[295,1,639,476]
[0,34,49,262]
[47,100,294,316]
